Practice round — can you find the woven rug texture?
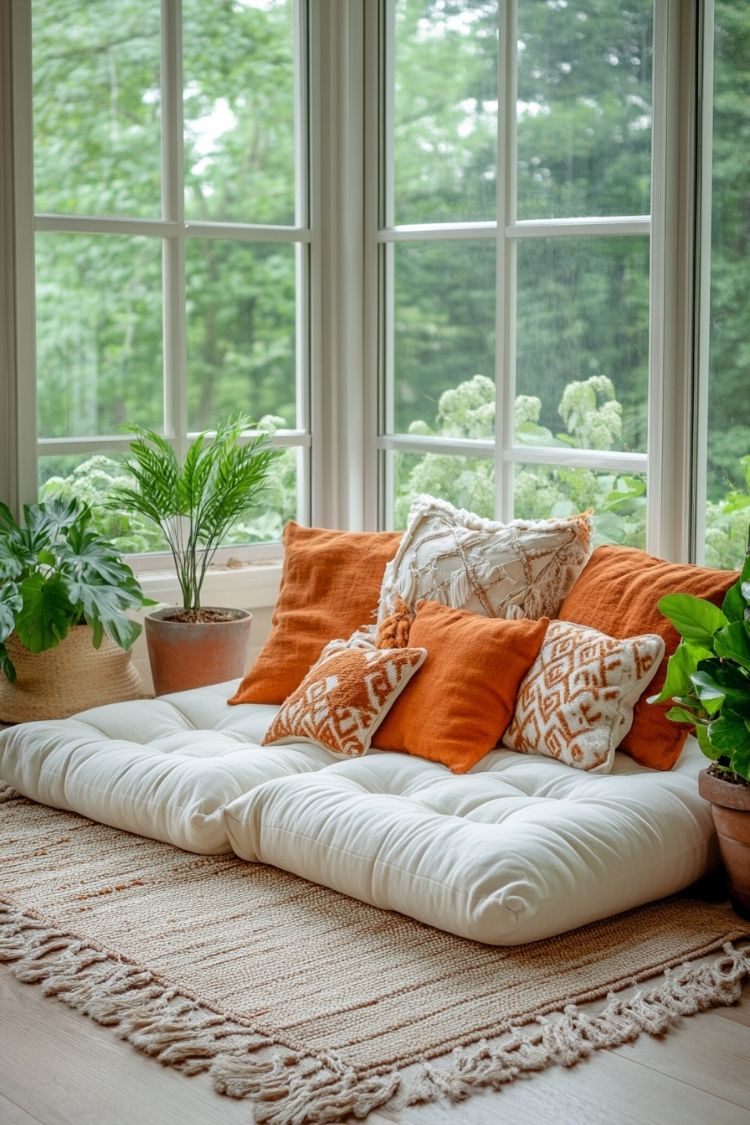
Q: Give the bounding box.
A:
[1,789,749,1124]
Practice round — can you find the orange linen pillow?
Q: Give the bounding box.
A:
[229,523,401,705]
[374,600,549,773]
[559,545,737,771]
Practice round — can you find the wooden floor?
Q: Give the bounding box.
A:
[1,960,748,1125]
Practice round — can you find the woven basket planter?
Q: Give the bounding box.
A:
[0,626,143,723]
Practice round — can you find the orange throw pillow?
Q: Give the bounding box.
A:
[229,523,401,705]
[559,545,738,770]
[374,600,549,773]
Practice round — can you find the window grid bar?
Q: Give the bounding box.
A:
[37,432,312,457]
[35,215,311,242]
[377,433,646,473]
[376,216,650,243]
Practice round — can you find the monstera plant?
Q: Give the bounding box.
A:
[0,498,152,720]
[651,527,750,917]
[0,497,151,681]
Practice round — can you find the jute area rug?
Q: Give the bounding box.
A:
[1,786,749,1125]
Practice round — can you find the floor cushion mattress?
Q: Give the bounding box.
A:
[1,686,719,942]
[224,739,718,944]
[0,682,333,854]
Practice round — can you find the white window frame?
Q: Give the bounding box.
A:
[0,1,724,568]
[5,0,325,568]
[365,0,702,562]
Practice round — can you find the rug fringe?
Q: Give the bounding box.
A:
[0,782,20,802]
[402,944,750,1108]
[1,898,748,1125]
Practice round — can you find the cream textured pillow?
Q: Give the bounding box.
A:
[503,620,665,772]
[262,639,426,757]
[378,495,591,623]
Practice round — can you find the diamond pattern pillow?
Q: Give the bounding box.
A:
[378,495,591,624]
[261,639,426,757]
[503,620,665,772]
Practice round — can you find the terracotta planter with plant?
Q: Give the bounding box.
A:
[651,528,750,918]
[110,416,280,696]
[0,498,151,721]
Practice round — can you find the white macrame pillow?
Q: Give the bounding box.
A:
[504,619,665,772]
[378,495,592,623]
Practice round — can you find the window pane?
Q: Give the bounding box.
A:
[225,446,301,545]
[516,237,649,453]
[517,0,652,220]
[183,0,297,225]
[391,451,494,529]
[186,240,297,432]
[392,241,495,434]
[703,2,750,570]
[32,1,161,218]
[513,463,646,548]
[36,234,163,438]
[38,452,167,552]
[392,0,498,224]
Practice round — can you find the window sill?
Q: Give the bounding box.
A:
[138,559,283,612]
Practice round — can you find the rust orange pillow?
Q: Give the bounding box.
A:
[374,600,549,773]
[229,523,401,705]
[559,545,737,770]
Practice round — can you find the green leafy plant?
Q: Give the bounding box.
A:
[0,497,152,683]
[109,415,281,616]
[650,527,750,782]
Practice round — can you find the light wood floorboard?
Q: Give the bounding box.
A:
[2,963,748,1125]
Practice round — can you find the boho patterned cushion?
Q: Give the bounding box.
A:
[378,495,591,624]
[503,620,665,772]
[261,639,426,757]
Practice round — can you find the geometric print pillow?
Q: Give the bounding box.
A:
[503,620,665,773]
[262,639,427,758]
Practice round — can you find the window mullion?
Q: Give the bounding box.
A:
[161,0,187,459]
[647,0,697,561]
[496,0,517,523]
[10,0,36,511]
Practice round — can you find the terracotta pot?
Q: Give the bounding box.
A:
[699,767,750,919]
[0,627,143,723]
[145,607,252,696]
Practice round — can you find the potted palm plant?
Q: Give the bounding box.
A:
[650,528,750,918]
[110,415,281,695]
[0,497,150,721]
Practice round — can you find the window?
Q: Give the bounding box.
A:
[376,0,655,546]
[15,0,310,557]
[3,2,746,571]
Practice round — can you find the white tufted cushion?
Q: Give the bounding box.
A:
[224,738,718,944]
[0,681,337,854]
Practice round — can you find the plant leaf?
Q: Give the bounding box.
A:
[649,641,713,704]
[695,722,722,759]
[657,593,727,644]
[15,573,75,652]
[0,582,22,644]
[707,710,750,755]
[713,621,750,671]
[689,669,725,715]
[0,642,16,684]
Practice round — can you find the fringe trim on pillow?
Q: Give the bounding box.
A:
[1,899,748,1125]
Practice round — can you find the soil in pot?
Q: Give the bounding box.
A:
[145,606,252,696]
[699,765,750,920]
